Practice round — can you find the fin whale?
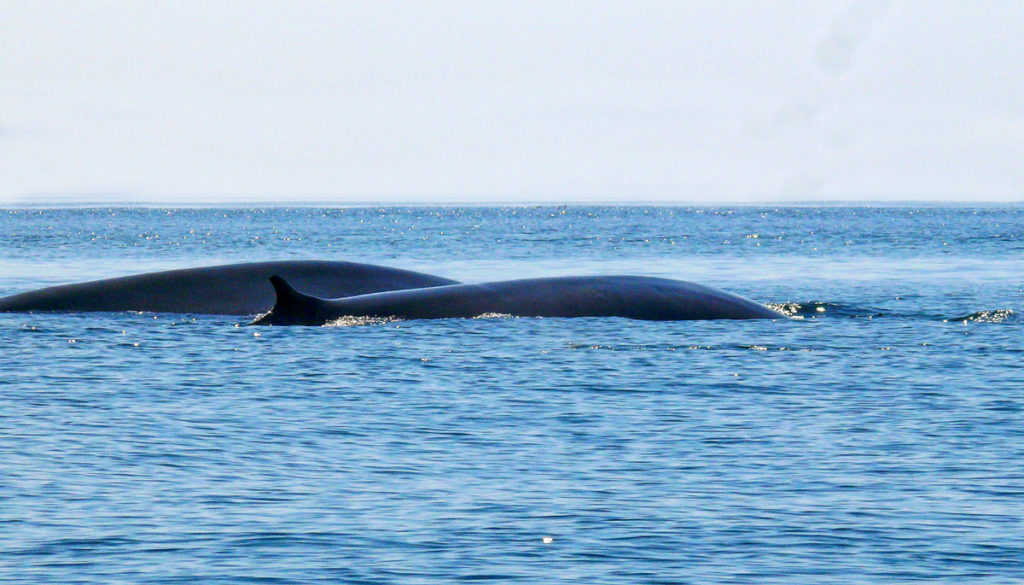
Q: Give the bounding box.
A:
[253,274,783,325]
[0,260,459,316]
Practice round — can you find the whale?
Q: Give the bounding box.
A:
[0,260,459,316]
[253,274,784,325]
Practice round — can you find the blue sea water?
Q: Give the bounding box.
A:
[1,205,1022,584]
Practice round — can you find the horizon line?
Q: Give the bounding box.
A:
[2,199,1022,209]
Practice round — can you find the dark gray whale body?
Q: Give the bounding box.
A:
[0,261,459,315]
[254,275,783,325]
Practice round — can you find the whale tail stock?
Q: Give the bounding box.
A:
[251,275,327,326]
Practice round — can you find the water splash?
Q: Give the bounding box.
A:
[767,301,884,319]
[324,315,398,327]
[944,309,1017,324]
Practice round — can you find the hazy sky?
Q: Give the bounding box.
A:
[2,1,1022,204]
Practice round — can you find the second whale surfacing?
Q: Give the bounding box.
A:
[253,275,784,325]
[0,261,460,316]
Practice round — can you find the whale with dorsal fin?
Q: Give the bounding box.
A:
[253,274,783,325]
[0,260,459,316]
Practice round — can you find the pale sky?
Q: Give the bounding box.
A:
[2,1,1022,204]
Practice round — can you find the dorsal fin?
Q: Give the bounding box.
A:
[251,275,326,325]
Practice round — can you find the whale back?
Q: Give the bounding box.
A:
[0,260,460,315]
[253,275,783,325]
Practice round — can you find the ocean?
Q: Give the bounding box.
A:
[1,205,1022,584]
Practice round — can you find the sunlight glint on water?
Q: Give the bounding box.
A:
[1,205,1022,584]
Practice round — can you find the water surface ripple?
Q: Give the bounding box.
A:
[2,205,1022,584]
